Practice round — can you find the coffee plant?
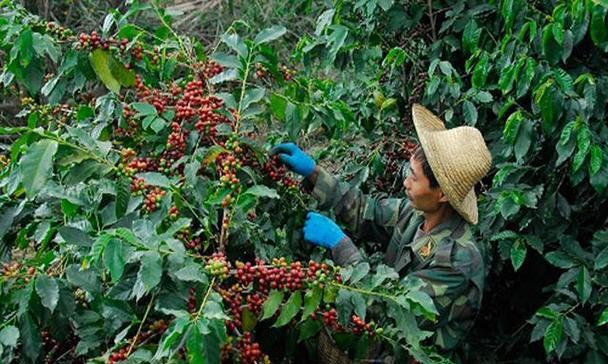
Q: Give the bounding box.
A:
[2,0,608,363]
[0,1,451,363]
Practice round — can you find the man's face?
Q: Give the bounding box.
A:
[402,156,447,212]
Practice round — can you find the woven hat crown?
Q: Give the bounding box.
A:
[411,104,492,224]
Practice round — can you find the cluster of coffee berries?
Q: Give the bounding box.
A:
[254,258,305,292]
[205,252,230,279]
[321,308,342,331]
[237,333,263,364]
[131,43,144,61]
[216,153,241,188]
[116,107,139,137]
[184,236,202,252]
[78,31,108,50]
[74,288,88,306]
[0,155,9,169]
[219,284,243,332]
[175,80,203,121]
[351,315,374,336]
[138,319,168,342]
[235,261,256,286]
[263,155,298,188]
[42,330,60,364]
[246,293,264,316]
[203,60,224,80]
[2,263,45,284]
[255,64,268,79]
[281,65,296,81]
[187,287,197,313]
[163,122,187,161]
[168,206,179,220]
[143,187,166,213]
[130,177,146,195]
[38,21,71,39]
[194,97,228,144]
[107,347,129,364]
[307,261,336,288]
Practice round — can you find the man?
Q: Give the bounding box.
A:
[272,104,492,352]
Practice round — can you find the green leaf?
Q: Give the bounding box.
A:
[132,102,157,116]
[245,185,280,199]
[589,145,603,176]
[270,93,287,120]
[545,251,577,269]
[542,24,561,65]
[104,238,126,283]
[498,63,516,95]
[516,58,535,98]
[576,266,592,304]
[514,119,534,162]
[209,69,239,84]
[472,52,490,89]
[572,126,592,173]
[556,121,576,166]
[348,262,370,284]
[405,290,438,321]
[595,245,608,270]
[19,139,58,198]
[382,47,407,67]
[136,172,170,187]
[462,20,481,53]
[371,264,398,289]
[563,317,580,343]
[210,53,241,69]
[261,290,284,320]
[0,325,19,348]
[35,275,59,313]
[503,110,523,144]
[301,286,322,321]
[536,306,558,320]
[597,307,608,326]
[298,317,322,342]
[139,251,163,292]
[89,49,121,93]
[510,239,527,271]
[254,25,287,45]
[109,55,135,87]
[590,4,608,51]
[20,313,42,363]
[241,88,265,112]
[174,264,207,283]
[115,178,130,219]
[273,291,302,327]
[543,319,563,354]
[186,323,204,364]
[241,308,257,332]
[380,98,397,111]
[534,80,557,134]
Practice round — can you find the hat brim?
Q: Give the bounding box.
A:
[411,104,479,225]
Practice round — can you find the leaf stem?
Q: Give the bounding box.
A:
[127,291,156,356]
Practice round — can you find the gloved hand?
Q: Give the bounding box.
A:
[271,142,316,178]
[303,212,346,249]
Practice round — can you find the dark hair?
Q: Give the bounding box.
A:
[412,146,440,189]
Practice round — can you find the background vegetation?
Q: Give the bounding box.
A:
[1,0,607,363]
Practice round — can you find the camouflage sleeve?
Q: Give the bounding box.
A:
[306,168,409,244]
[404,239,484,350]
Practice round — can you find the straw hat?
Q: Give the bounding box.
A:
[411,104,492,225]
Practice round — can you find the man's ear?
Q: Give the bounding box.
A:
[437,189,450,203]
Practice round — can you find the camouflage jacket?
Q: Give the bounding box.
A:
[304,168,486,351]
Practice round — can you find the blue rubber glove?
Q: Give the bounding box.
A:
[271,142,316,178]
[303,212,346,249]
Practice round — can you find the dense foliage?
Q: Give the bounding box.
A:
[1,0,607,363]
